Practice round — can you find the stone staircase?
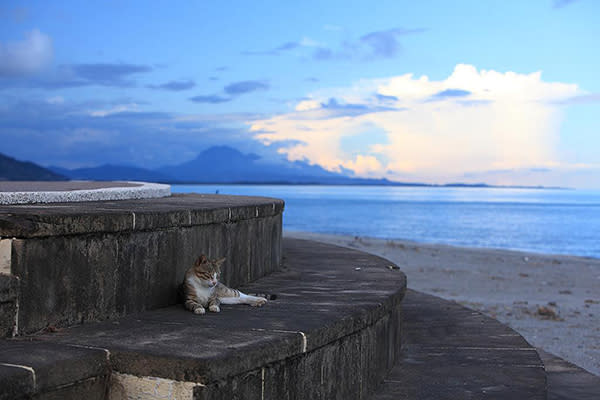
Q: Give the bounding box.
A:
[1,194,596,399]
[0,194,283,336]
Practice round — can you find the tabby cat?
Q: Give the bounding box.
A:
[183,255,267,314]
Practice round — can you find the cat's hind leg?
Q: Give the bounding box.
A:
[220,292,267,307]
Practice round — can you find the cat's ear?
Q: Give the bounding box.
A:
[195,255,208,266]
[215,257,226,268]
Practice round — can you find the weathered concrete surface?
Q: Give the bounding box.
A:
[0,181,170,205]
[1,194,283,334]
[0,274,18,337]
[109,372,199,400]
[0,364,33,400]
[0,193,283,237]
[539,349,600,400]
[21,238,407,400]
[370,289,547,400]
[0,341,109,399]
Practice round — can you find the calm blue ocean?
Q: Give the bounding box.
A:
[172,185,600,259]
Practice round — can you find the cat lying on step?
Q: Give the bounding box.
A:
[183,255,268,314]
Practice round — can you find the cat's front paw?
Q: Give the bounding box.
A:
[194,307,206,315]
[209,304,220,313]
[252,298,267,307]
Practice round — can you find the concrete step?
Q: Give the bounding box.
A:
[538,348,600,400]
[0,341,109,400]
[0,238,407,399]
[370,289,547,399]
[0,194,284,335]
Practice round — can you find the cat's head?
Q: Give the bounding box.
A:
[192,255,226,288]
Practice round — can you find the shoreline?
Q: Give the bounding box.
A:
[285,231,600,377]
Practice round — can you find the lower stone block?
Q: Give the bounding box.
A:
[109,372,200,400]
[193,303,402,400]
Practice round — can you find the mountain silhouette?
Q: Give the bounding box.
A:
[50,164,173,182]
[47,146,393,184]
[157,146,355,183]
[0,153,67,181]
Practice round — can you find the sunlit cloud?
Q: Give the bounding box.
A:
[251,64,584,185]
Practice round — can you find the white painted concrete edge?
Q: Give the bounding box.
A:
[0,182,171,205]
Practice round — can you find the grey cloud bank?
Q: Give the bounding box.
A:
[224,80,269,95]
[147,80,196,91]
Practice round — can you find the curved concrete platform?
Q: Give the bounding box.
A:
[0,238,596,399]
[371,289,547,399]
[1,238,407,400]
[0,181,171,205]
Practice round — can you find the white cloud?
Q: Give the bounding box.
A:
[46,96,64,105]
[0,29,53,76]
[323,24,343,32]
[89,103,139,117]
[342,154,383,176]
[251,64,586,186]
[299,37,323,47]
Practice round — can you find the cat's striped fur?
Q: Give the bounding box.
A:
[183,255,267,314]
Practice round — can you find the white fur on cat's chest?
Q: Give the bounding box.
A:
[188,276,214,303]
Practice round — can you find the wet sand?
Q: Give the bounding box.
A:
[286,231,600,376]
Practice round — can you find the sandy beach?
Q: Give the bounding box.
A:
[286,231,600,377]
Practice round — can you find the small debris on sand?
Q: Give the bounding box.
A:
[537,306,561,320]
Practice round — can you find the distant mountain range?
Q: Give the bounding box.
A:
[0,153,67,181]
[0,147,559,189]
[49,164,174,183]
[48,146,403,185]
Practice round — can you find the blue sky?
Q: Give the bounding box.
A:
[1,0,599,187]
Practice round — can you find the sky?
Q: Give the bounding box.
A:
[1,0,599,188]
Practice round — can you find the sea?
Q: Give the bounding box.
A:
[172,185,600,259]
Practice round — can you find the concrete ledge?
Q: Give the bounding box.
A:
[371,290,547,399]
[0,193,283,238]
[0,341,109,399]
[0,194,284,335]
[0,181,171,205]
[4,238,407,400]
